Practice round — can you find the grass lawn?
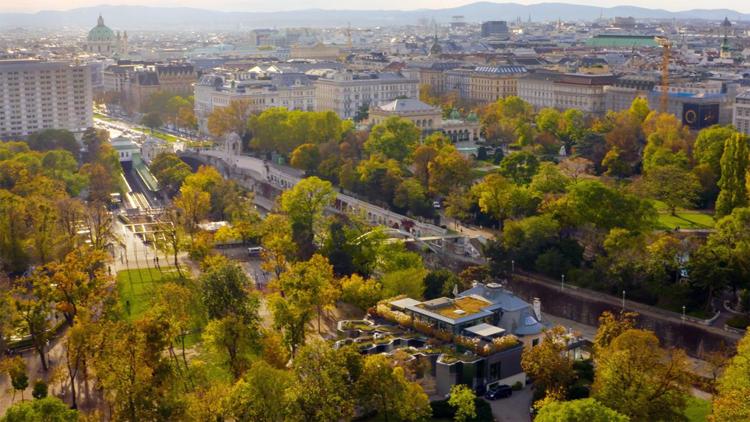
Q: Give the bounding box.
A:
[684,396,711,422]
[652,201,715,230]
[117,267,185,319]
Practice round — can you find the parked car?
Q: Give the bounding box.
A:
[484,384,512,400]
[247,246,264,256]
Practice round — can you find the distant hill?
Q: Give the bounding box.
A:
[0,2,748,30]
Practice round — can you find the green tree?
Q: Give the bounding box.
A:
[448,384,477,422]
[694,125,736,177]
[559,180,656,232]
[341,273,382,310]
[31,380,48,399]
[276,254,338,334]
[280,177,336,259]
[592,329,689,422]
[26,129,79,155]
[1,396,78,422]
[394,178,432,217]
[423,269,460,300]
[200,259,253,320]
[716,133,749,217]
[290,143,321,176]
[499,151,539,184]
[381,267,427,299]
[140,112,163,132]
[365,117,420,161]
[642,164,701,215]
[536,398,629,422]
[428,148,473,197]
[530,162,570,195]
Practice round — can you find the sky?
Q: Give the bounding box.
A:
[1,0,750,13]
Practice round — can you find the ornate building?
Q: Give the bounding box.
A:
[82,15,127,57]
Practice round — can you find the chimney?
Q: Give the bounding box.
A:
[532,298,542,322]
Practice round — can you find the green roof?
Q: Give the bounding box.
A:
[586,35,658,48]
[88,15,115,42]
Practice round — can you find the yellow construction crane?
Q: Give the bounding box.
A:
[656,36,672,113]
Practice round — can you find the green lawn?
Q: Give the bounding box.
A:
[684,396,711,422]
[652,201,715,230]
[116,267,186,320]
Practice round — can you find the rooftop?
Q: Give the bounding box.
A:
[376,98,439,113]
[415,295,492,319]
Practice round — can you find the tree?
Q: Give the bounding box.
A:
[559,180,656,232]
[423,269,460,300]
[200,259,254,320]
[592,311,638,356]
[287,340,358,422]
[149,152,192,195]
[365,117,420,162]
[716,133,749,217]
[535,398,628,422]
[140,112,163,132]
[711,330,750,421]
[2,356,28,402]
[521,326,575,399]
[203,311,260,379]
[448,384,477,422]
[381,267,427,300]
[280,177,336,259]
[207,100,251,138]
[14,275,54,372]
[227,360,293,422]
[290,143,321,176]
[480,96,533,144]
[530,162,570,195]
[694,125,735,177]
[1,396,78,422]
[31,380,48,399]
[27,129,79,155]
[341,273,382,310]
[642,164,701,215]
[499,151,539,184]
[259,214,296,279]
[394,178,431,217]
[593,329,689,421]
[174,183,210,235]
[356,354,431,422]
[275,254,338,334]
[428,149,472,197]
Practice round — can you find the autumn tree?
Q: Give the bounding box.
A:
[592,329,690,421]
[711,330,750,421]
[592,311,638,355]
[535,398,628,422]
[448,384,477,422]
[207,100,252,138]
[356,353,431,422]
[521,326,575,399]
[275,254,338,334]
[1,396,78,421]
[227,359,293,422]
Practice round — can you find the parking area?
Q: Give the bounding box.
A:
[488,385,533,422]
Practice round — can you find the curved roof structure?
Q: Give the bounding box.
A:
[88,15,115,42]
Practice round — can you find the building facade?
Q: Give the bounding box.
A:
[368,98,481,142]
[518,71,615,115]
[314,71,418,120]
[195,71,315,134]
[734,91,750,136]
[0,59,92,139]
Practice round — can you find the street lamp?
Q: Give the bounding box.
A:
[622,290,626,311]
[511,260,515,273]
[682,305,686,320]
[561,274,565,290]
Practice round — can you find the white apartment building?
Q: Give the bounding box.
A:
[314,71,419,120]
[0,59,92,139]
[734,91,750,136]
[195,71,315,134]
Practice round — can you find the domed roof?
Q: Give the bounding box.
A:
[88,15,115,42]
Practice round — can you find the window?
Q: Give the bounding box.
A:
[489,362,501,381]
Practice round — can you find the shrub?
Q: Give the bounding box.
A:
[491,334,520,352]
[413,320,435,336]
[512,381,523,391]
[31,380,48,399]
[727,315,750,330]
[430,398,493,422]
[434,328,453,342]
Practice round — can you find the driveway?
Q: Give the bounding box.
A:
[487,385,533,422]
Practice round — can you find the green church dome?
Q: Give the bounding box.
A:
[88,15,115,42]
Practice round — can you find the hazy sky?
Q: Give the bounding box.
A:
[3,0,750,13]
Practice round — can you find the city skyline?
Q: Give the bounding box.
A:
[4,0,750,15]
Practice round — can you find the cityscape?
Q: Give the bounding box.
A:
[2,1,750,421]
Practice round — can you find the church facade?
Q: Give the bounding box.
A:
[82,15,127,57]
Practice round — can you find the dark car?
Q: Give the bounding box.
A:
[484,384,512,400]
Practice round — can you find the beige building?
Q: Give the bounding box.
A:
[518,71,615,116]
[195,71,315,134]
[290,43,342,60]
[314,71,418,120]
[734,91,750,136]
[368,98,481,142]
[0,59,92,138]
[444,66,527,105]
[122,63,195,112]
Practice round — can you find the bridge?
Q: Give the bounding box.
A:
[179,147,485,263]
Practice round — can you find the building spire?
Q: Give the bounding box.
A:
[97,14,104,26]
